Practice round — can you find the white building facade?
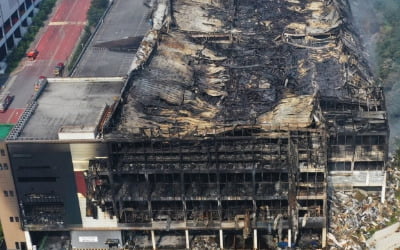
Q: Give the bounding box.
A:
[0,0,42,61]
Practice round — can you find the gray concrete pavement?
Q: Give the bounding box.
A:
[73,0,152,77]
[7,60,53,108]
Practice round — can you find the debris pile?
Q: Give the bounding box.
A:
[191,236,219,250]
[328,168,400,249]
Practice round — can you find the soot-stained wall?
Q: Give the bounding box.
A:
[7,143,82,225]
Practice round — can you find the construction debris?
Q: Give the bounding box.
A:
[328,167,400,249]
[191,236,219,250]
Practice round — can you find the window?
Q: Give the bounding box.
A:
[0,149,5,156]
[18,165,50,170]
[0,163,2,170]
[328,162,351,171]
[18,177,57,182]
[4,163,8,170]
[354,161,384,171]
[12,153,31,158]
[9,217,19,222]
[20,242,27,250]
[4,191,14,197]
[15,242,20,249]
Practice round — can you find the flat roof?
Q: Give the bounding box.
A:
[72,0,151,77]
[17,78,123,140]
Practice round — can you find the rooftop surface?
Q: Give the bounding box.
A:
[17,78,123,140]
[72,0,151,77]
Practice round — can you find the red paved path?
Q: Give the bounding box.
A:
[37,0,90,61]
[37,25,83,61]
[0,109,25,124]
[52,0,90,22]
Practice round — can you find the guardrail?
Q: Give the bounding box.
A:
[69,1,115,76]
[7,101,38,140]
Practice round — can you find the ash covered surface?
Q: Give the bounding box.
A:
[106,0,379,138]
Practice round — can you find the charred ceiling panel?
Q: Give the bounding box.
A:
[105,0,384,139]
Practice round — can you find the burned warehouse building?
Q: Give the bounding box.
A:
[0,0,388,249]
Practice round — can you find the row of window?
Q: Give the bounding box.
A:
[3,190,14,197]
[329,135,386,145]
[9,216,19,222]
[15,241,27,250]
[328,161,384,171]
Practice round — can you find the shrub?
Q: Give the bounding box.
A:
[87,0,109,27]
[68,0,109,71]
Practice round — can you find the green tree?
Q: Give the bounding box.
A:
[87,0,109,27]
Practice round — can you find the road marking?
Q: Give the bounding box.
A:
[49,21,87,26]
[24,61,34,67]
[2,75,17,93]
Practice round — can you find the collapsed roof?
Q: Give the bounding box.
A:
[106,0,378,138]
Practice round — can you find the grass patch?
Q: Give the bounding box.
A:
[38,235,48,250]
[87,0,109,27]
[0,124,14,140]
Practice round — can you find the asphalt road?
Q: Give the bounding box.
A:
[73,0,151,77]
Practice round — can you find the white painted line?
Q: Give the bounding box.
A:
[3,75,17,92]
[49,21,87,26]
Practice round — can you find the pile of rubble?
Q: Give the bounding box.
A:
[328,168,400,249]
[191,236,219,250]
